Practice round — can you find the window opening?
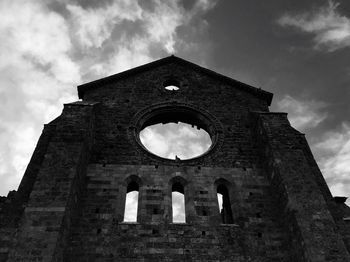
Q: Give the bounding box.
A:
[172,182,185,223]
[140,122,212,160]
[165,85,179,91]
[217,184,233,224]
[123,181,139,222]
[163,79,180,91]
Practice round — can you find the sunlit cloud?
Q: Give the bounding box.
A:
[67,1,142,49]
[139,126,170,157]
[139,122,212,160]
[85,0,217,78]
[0,0,218,196]
[277,95,327,131]
[0,0,78,196]
[142,0,184,53]
[278,0,350,51]
[90,36,154,76]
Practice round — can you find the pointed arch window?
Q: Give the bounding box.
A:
[123,181,139,222]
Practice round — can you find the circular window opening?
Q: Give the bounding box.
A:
[132,104,222,162]
[163,79,180,91]
[140,122,212,160]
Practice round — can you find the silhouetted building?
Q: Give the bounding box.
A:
[1,56,349,261]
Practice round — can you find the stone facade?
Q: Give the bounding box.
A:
[0,56,349,261]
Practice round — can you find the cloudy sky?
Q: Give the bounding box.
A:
[0,0,349,206]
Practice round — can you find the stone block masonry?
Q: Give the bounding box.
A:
[0,56,349,261]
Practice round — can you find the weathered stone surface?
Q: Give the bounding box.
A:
[0,56,349,261]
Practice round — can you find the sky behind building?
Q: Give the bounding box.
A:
[0,0,349,205]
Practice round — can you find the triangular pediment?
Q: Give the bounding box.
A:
[77,55,273,105]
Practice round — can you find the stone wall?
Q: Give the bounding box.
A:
[1,57,349,261]
[82,61,269,167]
[66,165,288,261]
[4,102,97,261]
[253,112,350,261]
[0,122,55,262]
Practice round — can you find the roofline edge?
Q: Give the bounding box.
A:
[77,55,273,106]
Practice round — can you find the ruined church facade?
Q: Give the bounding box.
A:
[0,56,349,261]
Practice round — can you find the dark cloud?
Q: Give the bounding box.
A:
[180,0,350,132]
[71,0,115,9]
[179,0,196,11]
[174,0,350,202]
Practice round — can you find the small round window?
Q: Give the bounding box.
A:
[163,79,180,91]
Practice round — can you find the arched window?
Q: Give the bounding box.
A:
[217,184,233,224]
[123,181,139,222]
[172,182,185,223]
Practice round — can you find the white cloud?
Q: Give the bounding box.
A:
[194,0,218,12]
[86,0,218,78]
[92,36,154,76]
[278,0,350,51]
[142,0,186,53]
[67,1,142,49]
[277,95,327,131]
[0,1,79,84]
[140,0,218,54]
[312,123,350,204]
[139,127,170,157]
[139,123,212,160]
[0,0,78,196]
[0,0,217,197]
